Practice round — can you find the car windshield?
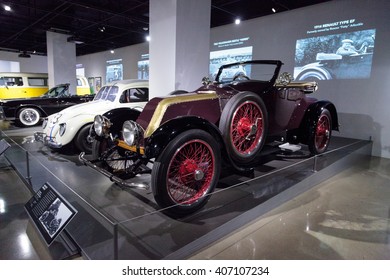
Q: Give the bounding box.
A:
[42,85,69,97]
[216,62,279,83]
[94,86,118,102]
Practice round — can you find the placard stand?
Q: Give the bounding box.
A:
[25,183,77,245]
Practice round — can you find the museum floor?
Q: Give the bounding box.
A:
[1,153,390,260]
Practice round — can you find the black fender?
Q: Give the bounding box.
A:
[297,100,339,144]
[101,107,141,136]
[145,116,223,159]
[145,116,253,173]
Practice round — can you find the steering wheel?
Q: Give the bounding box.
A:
[233,73,250,81]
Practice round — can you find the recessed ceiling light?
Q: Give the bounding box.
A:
[235,18,241,25]
[4,5,12,11]
[146,35,150,42]
[110,50,114,54]
[272,8,276,13]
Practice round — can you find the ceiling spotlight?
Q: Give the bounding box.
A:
[235,18,241,25]
[110,50,114,54]
[143,27,149,31]
[4,5,11,11]
[272,8,276,13]
[146,35,150,42]
[99,26,105,32]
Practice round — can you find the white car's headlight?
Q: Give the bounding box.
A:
[122,120,143,146]
[94,115,111,137]
[59,123,66,136]
[94,115,104,136]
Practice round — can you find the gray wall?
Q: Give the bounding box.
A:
[76,43,148,82]
[0,51,47,73]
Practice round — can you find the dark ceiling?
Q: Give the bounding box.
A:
[0,0,331,57]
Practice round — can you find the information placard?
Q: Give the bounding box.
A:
[25,183,77,245]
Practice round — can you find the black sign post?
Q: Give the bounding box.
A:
[0,139,10,156]
[25,183,77,245]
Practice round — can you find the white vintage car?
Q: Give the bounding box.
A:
[34,79,148,153]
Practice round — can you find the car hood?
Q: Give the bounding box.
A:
[48,100,114,121]
[48,99,145,123]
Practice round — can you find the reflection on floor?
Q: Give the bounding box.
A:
[0,158,41,259]
[1,153,390,259]
[190,157,390,259]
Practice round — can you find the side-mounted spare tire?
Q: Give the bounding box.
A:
[219,91,268,165]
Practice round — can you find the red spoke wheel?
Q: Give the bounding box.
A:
[308,109,332,154]
[152,129,221,217]
[220,92,268,165]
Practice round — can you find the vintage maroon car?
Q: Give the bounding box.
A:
[79,60,338,216]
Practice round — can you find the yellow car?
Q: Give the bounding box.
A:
[0,73,91,99]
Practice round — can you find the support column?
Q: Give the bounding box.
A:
[149,0,211,98]
[46,31,77,94]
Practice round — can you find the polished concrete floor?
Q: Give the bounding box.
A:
[1,153,390,260]
[190,156,390,259]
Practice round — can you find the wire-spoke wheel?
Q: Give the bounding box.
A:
[220,92,268,165]
[152,129,221,217]
[308,109,332,154]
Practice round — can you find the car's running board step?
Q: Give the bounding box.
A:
[278,143,302,152]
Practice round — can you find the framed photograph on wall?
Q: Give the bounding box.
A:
[95,77,101,92]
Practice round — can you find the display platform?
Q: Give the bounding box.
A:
[1,126,372,259]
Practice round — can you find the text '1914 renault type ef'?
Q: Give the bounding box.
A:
[79,60,339,217]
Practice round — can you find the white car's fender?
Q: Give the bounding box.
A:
[43,100,146,147]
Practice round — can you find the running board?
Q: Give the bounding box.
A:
[278,143,302,152]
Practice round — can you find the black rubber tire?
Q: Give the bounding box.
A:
[308,109,332,155]
[151,129,221,217]
[219,91,268,165]
[17,107,41,127]
[74,124,93,153]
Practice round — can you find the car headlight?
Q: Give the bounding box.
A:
[122,120,143,146]
[59,123,66,136]
[94,115,111,137]
[42,118,48,129]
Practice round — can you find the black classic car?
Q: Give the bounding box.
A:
[80,60,338,216]
[0,84,94,127]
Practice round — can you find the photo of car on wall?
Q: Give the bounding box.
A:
[294,29,376,80]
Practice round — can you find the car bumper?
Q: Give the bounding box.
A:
[34,132,63,149]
